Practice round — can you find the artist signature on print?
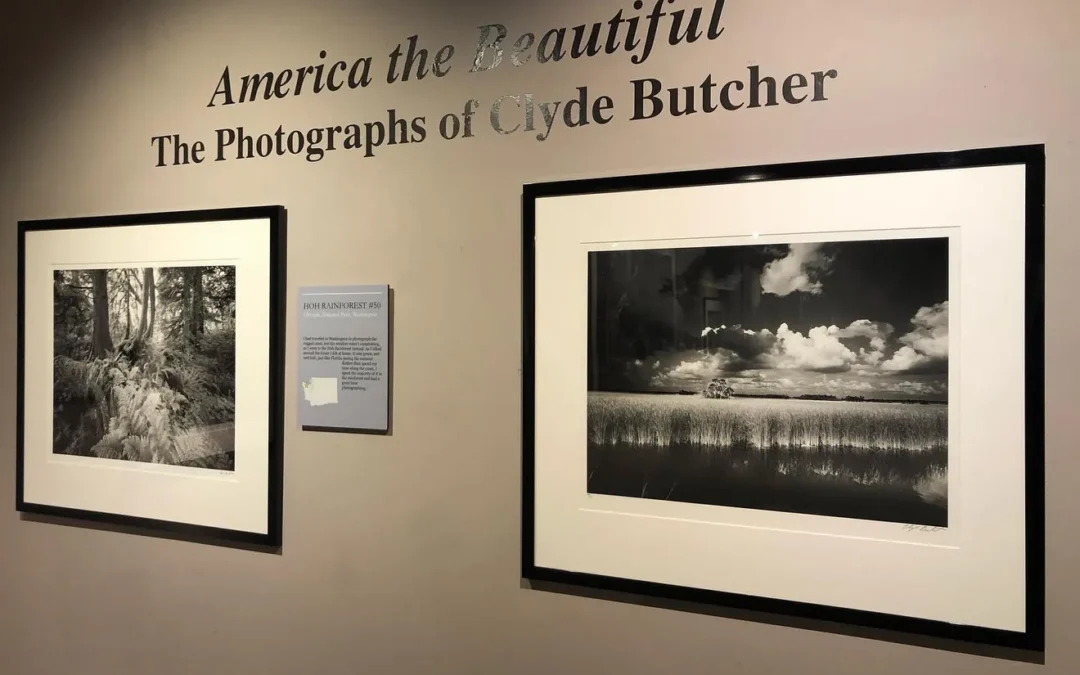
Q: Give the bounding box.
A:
[902,524,945,533]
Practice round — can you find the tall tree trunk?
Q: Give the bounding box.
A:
[137,269,149,337]
[193,268,205,335]
[124,272,132,340]
[90,270,113,358]
[181,270,192,340]
[137,268,156,339]
[146,269,156,340]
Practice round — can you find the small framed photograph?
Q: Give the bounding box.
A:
[522,146,1044,650]
[17,206,286,548]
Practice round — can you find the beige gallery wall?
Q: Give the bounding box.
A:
[0,0,1077,673]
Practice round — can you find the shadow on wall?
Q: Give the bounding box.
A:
[0,0,151,150]
[522,578,1047,665]
[0,0,519,153]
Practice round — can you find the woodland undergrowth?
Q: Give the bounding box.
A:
[53,330,235,465]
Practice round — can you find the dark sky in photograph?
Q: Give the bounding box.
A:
[741,238,947,335]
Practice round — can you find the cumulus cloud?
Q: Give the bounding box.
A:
[773,323,858,373]
[837,319,894,366]
[700,324,777,370]
[881,302,948,374]
[819,377,876,393]
[760,243,834,297]
[650,352,726,387]
[691,318,900,377]
[646,309,947,394]
[668,353,724,381]
[887,379,947,397]
[838,319,894,341]
[901,303,948,358]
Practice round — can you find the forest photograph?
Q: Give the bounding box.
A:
[52,264,237,471]
[586,236,950,527]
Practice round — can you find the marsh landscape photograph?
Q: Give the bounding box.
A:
[52,265,237,471]
[587,236,950,526]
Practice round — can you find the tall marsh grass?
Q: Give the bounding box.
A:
[586,392,949,524]
[588,392,947,453]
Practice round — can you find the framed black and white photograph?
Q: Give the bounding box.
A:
[522,146,1044,650]
[586,236,950,527]
[17,206,286,548]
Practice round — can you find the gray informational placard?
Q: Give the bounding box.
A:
[297,284,390,434]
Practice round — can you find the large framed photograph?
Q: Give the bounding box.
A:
[522,146,1044,650]
[17,206,286,548]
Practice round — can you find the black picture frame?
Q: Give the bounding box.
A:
[16,205,287,550]
[521,145,1045,653]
